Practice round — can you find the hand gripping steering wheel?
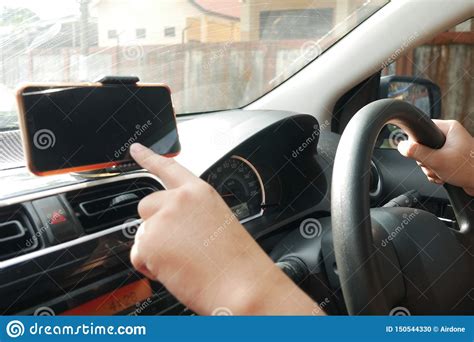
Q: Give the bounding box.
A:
[332,99,473,315]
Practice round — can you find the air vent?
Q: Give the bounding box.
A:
[369,160,382,199]
[66,178,161,234]
[0,205,39,260]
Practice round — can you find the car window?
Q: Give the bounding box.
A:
[0,0,389,131]
[382,18,474,136]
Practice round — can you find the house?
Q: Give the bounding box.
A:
[93,0,240,46]
[238,0,377,41]
[93,0,372,46]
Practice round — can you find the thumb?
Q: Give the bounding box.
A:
[397,140,439,166]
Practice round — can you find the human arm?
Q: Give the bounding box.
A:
[128,143,321,315]
[397,120,474,195]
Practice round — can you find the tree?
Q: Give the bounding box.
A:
[0,7,39,26]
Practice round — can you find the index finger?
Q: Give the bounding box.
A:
[130,143,196,188]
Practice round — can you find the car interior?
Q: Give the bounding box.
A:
[0,0,472,316]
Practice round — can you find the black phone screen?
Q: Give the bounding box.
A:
[21,84,180,175]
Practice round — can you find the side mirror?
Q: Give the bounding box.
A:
[377,75,442,148]
[379,75,442,118]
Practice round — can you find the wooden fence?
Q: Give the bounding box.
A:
[2,33,472,134]
[390,31,474,134]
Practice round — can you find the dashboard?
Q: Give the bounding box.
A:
[0,0,468,316]
[0,108,453,315]
[205,155,265,223]
[0,110,332,315]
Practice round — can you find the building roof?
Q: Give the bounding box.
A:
[190,0,241,20]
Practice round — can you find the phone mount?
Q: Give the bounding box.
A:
[71,76,143,180]
[70,162,142,180]
[94,75,140,85]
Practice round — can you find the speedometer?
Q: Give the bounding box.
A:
[206,156,265,222]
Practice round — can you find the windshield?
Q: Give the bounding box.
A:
[0,0,388,130]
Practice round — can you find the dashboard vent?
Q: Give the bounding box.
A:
[369,160,382,199]
[65,178,161,234]
[0,204,39,260]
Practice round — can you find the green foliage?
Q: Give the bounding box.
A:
[0,7,39,26]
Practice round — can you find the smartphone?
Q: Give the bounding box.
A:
[16,82,180,176]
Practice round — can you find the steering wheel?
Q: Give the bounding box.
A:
[332,99,474,315]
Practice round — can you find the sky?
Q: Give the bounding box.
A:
[1,0,78,20]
